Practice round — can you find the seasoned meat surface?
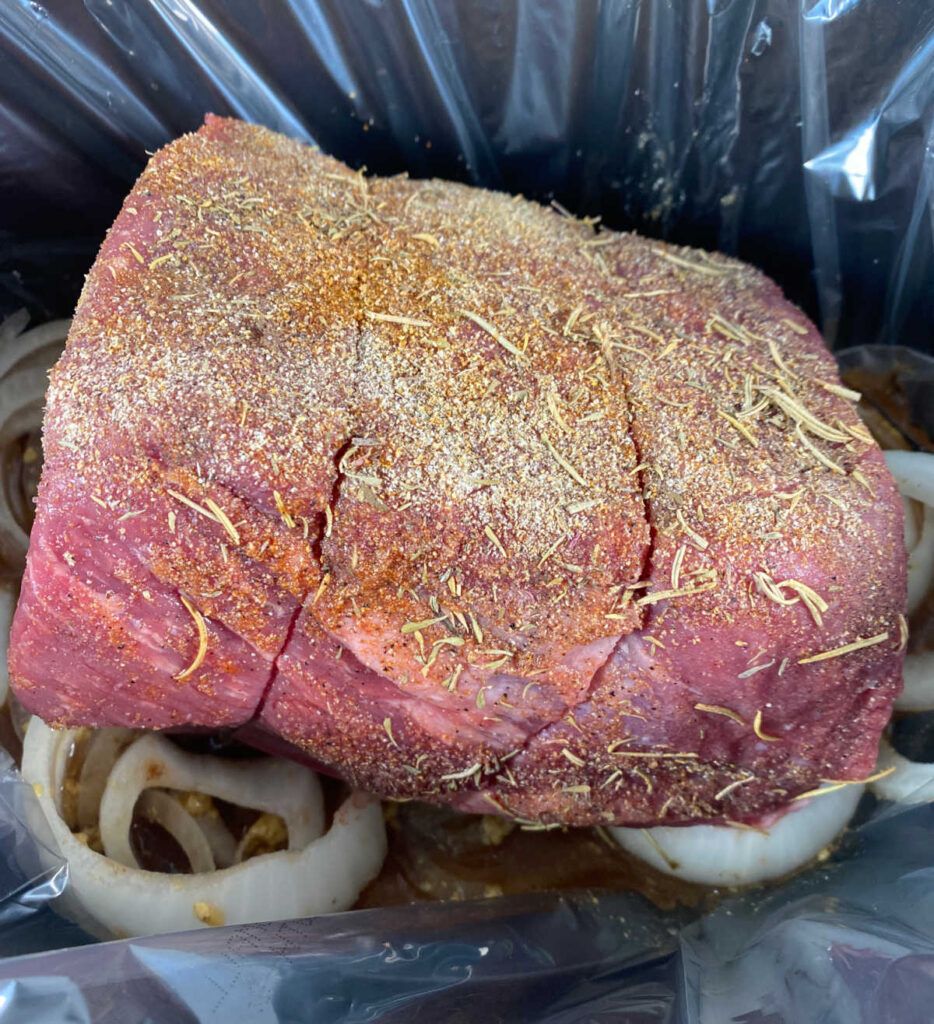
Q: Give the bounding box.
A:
[9,116,905,826]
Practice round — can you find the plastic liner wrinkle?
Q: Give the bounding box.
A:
[143,0,313,144]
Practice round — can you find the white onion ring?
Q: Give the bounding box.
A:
[898,651,934,712]
[886,450,934,508]
[135,790,215,873]
[0,310,30,345]
[0,369,51,443]
[0,509,28,567]
[871,737,934,804]
[0,370,52,565]
[886,450,934,615]
[0,584,16,707]
[0,316,69,380]
[883,451,934,708]
[609,784,863,887]
[906,505,934,616]
[0,314,69,567]
[196,812,238,869]
[4,445,31,537]
[76,728,136,831]
[22,718,387,938]
[98,733,325,866]
[904,497,921,552]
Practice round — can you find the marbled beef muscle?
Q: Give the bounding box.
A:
[9,117,905,825]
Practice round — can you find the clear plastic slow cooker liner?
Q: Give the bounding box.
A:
[0,2,932,1021]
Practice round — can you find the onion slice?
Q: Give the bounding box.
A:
[135,790,215,873]
[76,728,136,831]
[0,314,69,570]
[886,450,934,616]
[0,369,51,445]
[196,812,238,869]
[871,737,934,804]
[21,718,387,938]
[904,497,921,552]
[0,310,30,345]
[882,451,934,708]
[609,784,863,887]
[98,733,325,867]
[906,505,934,616]
[0,584,16,707]
[0,369,55,566]
[899,651,934,712]
[0,316,69,380]
[886,450,934,508]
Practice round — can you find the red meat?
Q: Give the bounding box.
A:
[9,117,906,826]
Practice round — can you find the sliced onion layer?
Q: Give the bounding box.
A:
[0,315,69,380]
[21,718,387,938]
[883,451,934,709]
[0,584,16,707]
[906,506,934,616]
[609,784,863,887]
[904,497,921,553]
[98,732,325,869]
[135,789,215,873]
[871,737,934,804]
[198,812,238,869]
[0,314,69,569]
[899,651,934,712]
[886,449,934,616]
[886,450,934,509]
[76,728,136,831]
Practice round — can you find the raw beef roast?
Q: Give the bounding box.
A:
[9,117,906,827]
